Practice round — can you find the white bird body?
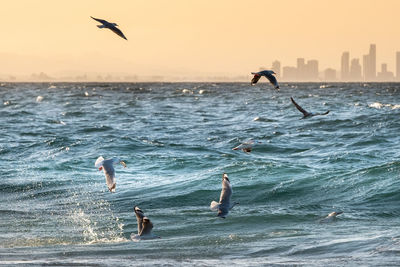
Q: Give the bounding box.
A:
[95,156,126,192]
[210,173,238,218]
[131,206,160,241]
[319,211,343,223]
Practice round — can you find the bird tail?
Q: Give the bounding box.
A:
[97,25,106,28]
[210,201,219,211]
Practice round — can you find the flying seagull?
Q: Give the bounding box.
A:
[319,211,343,223]
[131,206,160,240]
[90,16,127,40]
[290,97,330,119]
[210,173,239,218]
[95,156,126,192]
[251,70,279,89]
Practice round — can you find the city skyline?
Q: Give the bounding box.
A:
[1,1,400,81]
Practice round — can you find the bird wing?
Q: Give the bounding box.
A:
[90,16,109,25]
[291,97,310,116]
[140,218,153,236]
[265,73,279,89]
[251,74,261,85]
[95,156,104,168]
[134,206,145,235]
[103,162,116,191]
[109,26,128,40]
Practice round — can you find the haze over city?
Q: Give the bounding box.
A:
[1,0,400,81]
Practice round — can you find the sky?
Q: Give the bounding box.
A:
[1,0,400,79]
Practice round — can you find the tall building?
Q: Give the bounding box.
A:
[282,66,297,81]
[396,51,400,81]
[377,63,394,81]
[297,58,306,80]
[363,44,377,81]
[324,68,336,81]
[307,60,319,80]
[350,58,362,81]
[271,60,281,78]
[341,52,350,81]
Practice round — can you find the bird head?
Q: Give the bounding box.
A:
[222,173,230,182]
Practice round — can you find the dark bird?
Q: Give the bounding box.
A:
[290,97,330,119]
[251,70,279,89]
[210,173,239,218]
[131,206,160,240]
[90,16,127,40]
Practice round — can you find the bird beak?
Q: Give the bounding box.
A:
[121,161,127,168]
[99,167,103,171]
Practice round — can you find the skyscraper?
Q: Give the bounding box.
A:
[363,44,376,81]
[350,58,362,81]
[307,60,319,80]
[297,58,305,80]
[341,52,350,81]
[271,60,281,78]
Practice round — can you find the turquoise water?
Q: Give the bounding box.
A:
[1,82,400,266]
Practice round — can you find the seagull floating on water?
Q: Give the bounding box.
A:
[232,139,261,153]
[210,173,239,218]
[131,206,160,240]
[319,211,343,223]
[95,156,126,192]
[251,70,279,89]
[290,97,330,119]
[90,16,127,40]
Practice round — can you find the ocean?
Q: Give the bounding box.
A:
[1,82,400,266]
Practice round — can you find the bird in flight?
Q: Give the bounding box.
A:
[290,97,330,119]
[90,16,127,40]
[251,70,279,90]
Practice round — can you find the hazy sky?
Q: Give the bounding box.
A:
[1,0,400,77]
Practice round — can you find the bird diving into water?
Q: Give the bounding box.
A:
[95,156,126,192]
[251,70,280,90]
[131,206,160,240]
[290,97,330,119]
[210,173,239,218]
[90,16,127,40]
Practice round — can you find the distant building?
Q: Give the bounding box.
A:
[272,60,281,78]
[377,63,394,81]
[307,60,319,80]
[349,58,362,81]
[297,58,305,80]
[341,52,350,81]
[324,68,336,81]
[363,44,376,81]
[282,66,297,81]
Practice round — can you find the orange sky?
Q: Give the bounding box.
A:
[1,0,400,78]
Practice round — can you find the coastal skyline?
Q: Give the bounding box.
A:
[1,0,400,81]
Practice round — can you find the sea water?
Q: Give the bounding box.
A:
[1,82,400,266]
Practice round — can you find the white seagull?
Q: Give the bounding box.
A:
[95,156,126,192]
[131,206,160,240]
[290,97,330,119]
[90,16,128,40]
[210,173,239,218]
[319,211,343,223]
[251,70,280,89]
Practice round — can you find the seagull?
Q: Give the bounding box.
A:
[251,70,279,89]
[290,97,330,119]
[232,139,261,153]
[131,206,160,240]
[319,211,343,223]
[95,156,126,192]
[90,16,127,40]
[210,173,239,218]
